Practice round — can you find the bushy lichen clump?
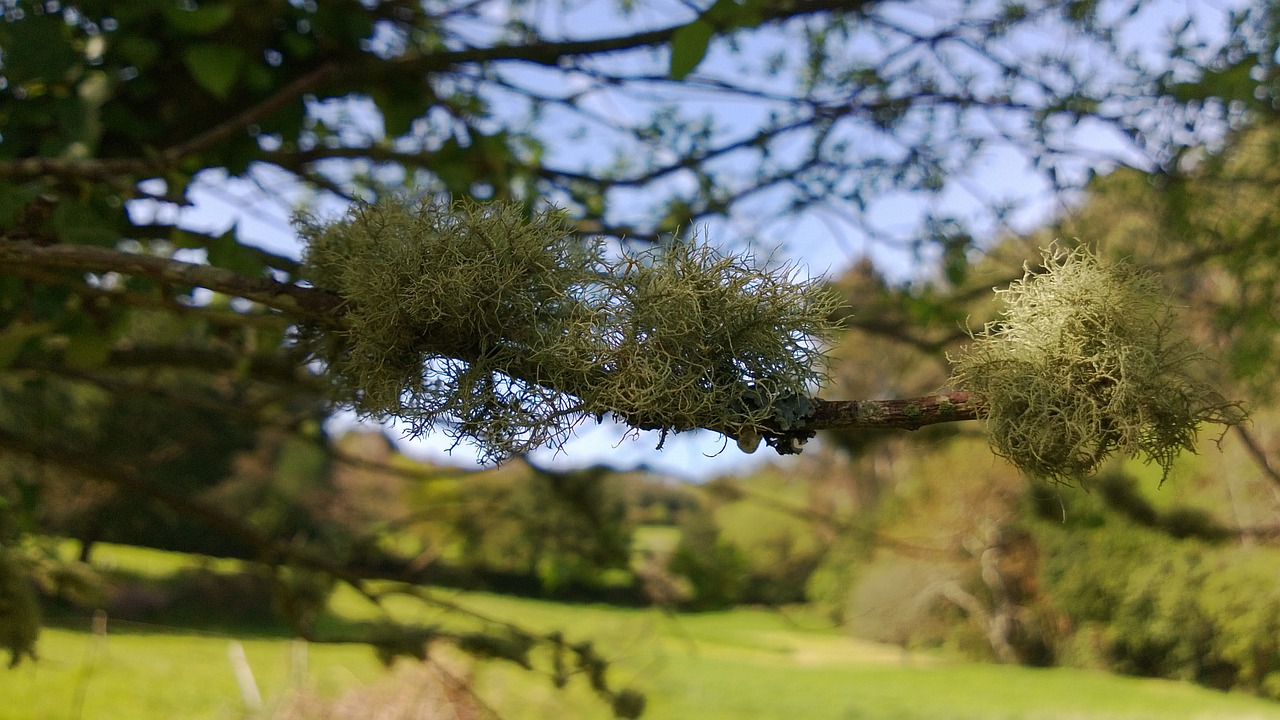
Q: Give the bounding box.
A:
[297,197,838,461]
[949,244,1241,484]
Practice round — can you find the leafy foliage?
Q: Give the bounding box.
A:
[667,509,748,609]
[1035,485,1280,698]
[423,462,636,596]
[950,244,1242,483]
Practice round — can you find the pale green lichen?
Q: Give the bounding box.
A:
[857,400,884,422]
[296,197,839,461]
[949,243,1242,484]
[903,402,924,424]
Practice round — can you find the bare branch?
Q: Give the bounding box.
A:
[0,64,339,183]
[1234,424,1280,490]
[405,0,867,71]
[805,392,983,431]
[0,240,345,324]
[0,426,356,580]
[164,63,340,162]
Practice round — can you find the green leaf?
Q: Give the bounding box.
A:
[206,228,267,277]
[165,2,236,35]
[1,13,78,84]
[48,200,117,246]
[371,77,435,137]
[312,4,376,44]
[669,0,754,80]
[942,236,971,286]
[0,321,54,370]
[242,63,275,94]
[64,326,114,370]
[115,36,161,69]
[0,184,44,229]
[669,19,715,80]
[432,137,478,194]
[283,33,316,60]
[182,44,246,100]
[1170,57,1262,107]
[737,0,768,27]
[275,436,329,492]
[704,0,748,25]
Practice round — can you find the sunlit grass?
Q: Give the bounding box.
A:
[0,626,382,720]
[633,525,681,555]
[8,542,1280,720]
[57,540,247,578]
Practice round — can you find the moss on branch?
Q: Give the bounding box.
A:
[296,197,841,461]
[0,223,1241,470]
[949,243,1243,483]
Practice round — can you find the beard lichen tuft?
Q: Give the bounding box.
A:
[296,197,839,461]
[949,243,1242,484]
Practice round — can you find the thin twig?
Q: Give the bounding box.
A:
[0,240,345,323]
[165,63,339,164]
[1235,424,1280,490]
[0,64,339,183]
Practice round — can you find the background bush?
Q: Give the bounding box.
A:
[1034,480,1280,698]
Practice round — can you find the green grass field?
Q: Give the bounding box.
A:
[6,542,1280,720]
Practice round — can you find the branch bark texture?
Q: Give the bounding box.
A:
[0,240,346,323]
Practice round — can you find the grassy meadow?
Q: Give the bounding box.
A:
[6,542,1280,720]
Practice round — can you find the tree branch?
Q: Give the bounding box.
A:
[0,2,861,187]
[129,223,301,274]
[166,63,340,162]
[10,344,321,390]
[406,0,866,71]
[0,427,351,577]
[0,240,984,448]
[1234,424,1280,490]
[0,240,345,324]
[805,392,983,431]
[0,63,339,183]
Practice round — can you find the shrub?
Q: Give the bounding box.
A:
[847,556,960,647]
[739,531,824,605]
[667,511,748,609]
[1037,513,1280,698]
[804,532,870,622]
